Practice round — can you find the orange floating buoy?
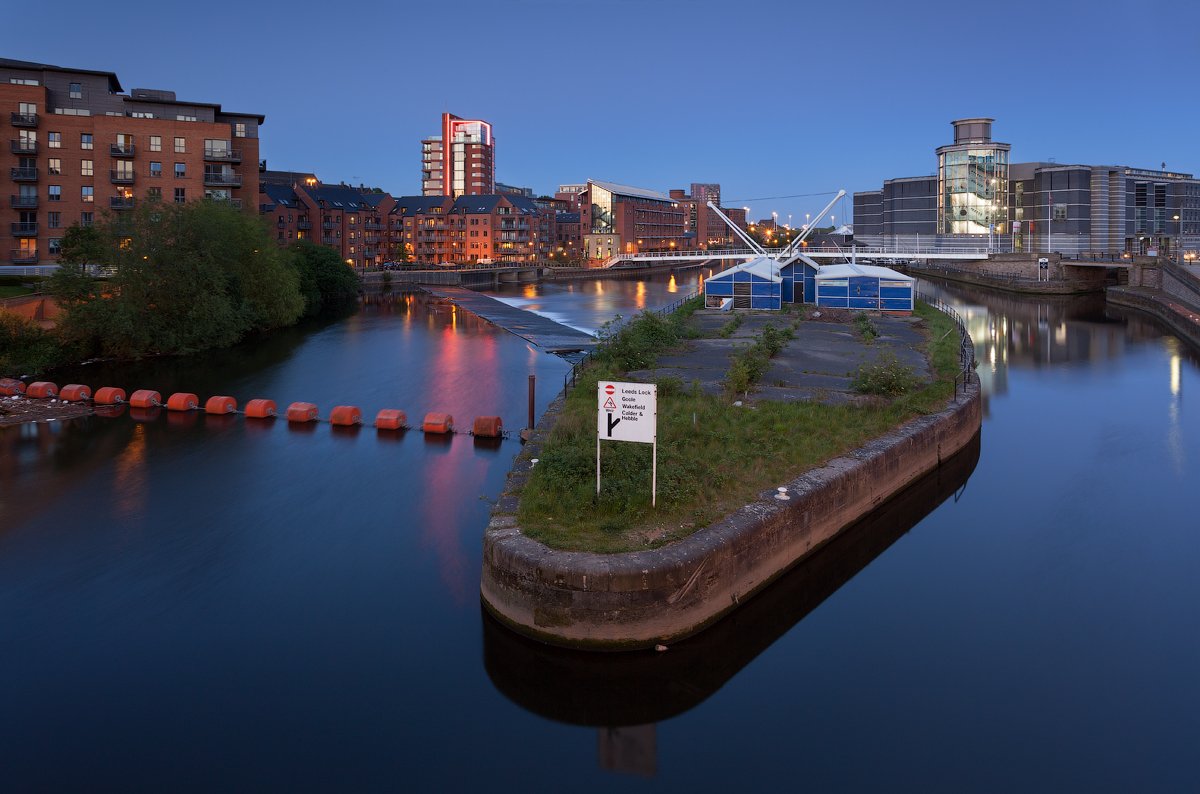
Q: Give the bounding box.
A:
[59,384,92,402]
[374,409,407,430]
[93,387,126,405]
[472,416,503,438]
[422,412,454,434]
[244,399,277,419]
[329,405,362,426]
[204,395,237,415]
[26,381,58,399]
[129,389,161,409]
[166,392,199,412]
[286,401,319,422]
[0,378,26,396]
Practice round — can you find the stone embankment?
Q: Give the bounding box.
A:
[908,253,1110,295]
[1107,260,1200,350]
[481,372,982,651]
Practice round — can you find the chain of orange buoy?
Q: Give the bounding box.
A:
[0,378,511,439]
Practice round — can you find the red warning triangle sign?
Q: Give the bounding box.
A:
[603,397,617,410]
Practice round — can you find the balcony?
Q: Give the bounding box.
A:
[364,221,383,230]
[10,194,37,209]
[110,170,136,184]
[297,219,312,230]
[10,167,38,181]
[11,139,37,155]
[110,143,136,157]
[11,249,37,263]
[11,222,38,237]
[322,221,337,230]
[203,148,242,163]
[10,112,38,127]
[321,236,336,246]
[203,172,242,187]
[110,196,136,210]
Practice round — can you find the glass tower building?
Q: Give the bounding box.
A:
[936,118,1010,235]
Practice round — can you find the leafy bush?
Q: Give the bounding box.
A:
[853,312,879,342]
[0,312,64,376]
[288,240,361,317]
[851,352,917,395]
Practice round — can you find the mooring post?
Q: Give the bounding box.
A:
[521,374,535,443]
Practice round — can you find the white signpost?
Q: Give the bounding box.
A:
[597,380,658,507]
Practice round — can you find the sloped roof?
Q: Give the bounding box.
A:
[704,256,782,283]
[390,195,452,216]
[306,183,374,211]
[0,57,122,92]
[814,263,913,282]
[589,180,673,202]
[261,183,300,209]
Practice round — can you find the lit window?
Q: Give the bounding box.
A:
[80,159,92,177]
[47,158,61,175]
[149,136,162,152]
[174,137,186,153]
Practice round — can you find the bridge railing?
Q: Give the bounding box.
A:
[916,290,978,397]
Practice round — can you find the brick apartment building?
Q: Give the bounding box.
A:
[579,180,688,260]
[391,193,553,264]
[421,113,495,198]
[259,177,394,269]
[1,57,261,265]
[670,182,738,249]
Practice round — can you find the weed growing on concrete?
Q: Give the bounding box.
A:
[851,352,918,396]
[852,312,879,342]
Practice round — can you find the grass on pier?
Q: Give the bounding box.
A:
[514,300,960,554]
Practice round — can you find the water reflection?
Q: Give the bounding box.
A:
[483,432,981,728]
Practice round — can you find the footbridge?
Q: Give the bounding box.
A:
[599,245,994,269]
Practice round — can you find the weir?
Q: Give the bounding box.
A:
[420,285,598,353]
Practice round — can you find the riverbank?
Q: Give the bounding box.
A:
[0,395,93,426]
[907,257,1108,295]
[481,301,982,649]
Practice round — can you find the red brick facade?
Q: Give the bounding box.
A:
[1,58,261,265]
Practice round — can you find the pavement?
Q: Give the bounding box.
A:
[628,309,932,404]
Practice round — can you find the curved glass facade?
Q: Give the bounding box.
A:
[938,146,1009,234]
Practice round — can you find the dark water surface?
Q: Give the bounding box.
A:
[2,273,1198,790]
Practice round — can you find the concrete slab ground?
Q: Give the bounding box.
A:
[632,309,932,404]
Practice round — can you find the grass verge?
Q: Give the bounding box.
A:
[515,301,963,553]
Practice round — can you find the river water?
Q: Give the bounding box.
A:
[1,272,1197,790]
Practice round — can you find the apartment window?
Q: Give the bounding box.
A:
[149,161,162,177]
[131,112,155,119]
[49,238,62,255]
[10,78,39,86]
[80,133,93,150]
[47,158,61,175]
[80,211,94,226]
[48,131,62,149]
[174,137,185,153]
[174,162,186,178]
[234,123,246,138]
[149,135,162,152]
[175,187,186,204]
[147,187,162,200]
[176,115,197,122]
[19,101,36,115]
[69,82,82,99]
[81,159,93,177]
[48,185,61,202]
[48,211,61,228]
[81,186,93,203]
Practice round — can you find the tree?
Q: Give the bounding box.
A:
[286,240,360,317]
[49,199,304,359]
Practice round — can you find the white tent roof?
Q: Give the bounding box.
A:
[706,256,782,283]
[814,263,913,282]
[831,224,854,236]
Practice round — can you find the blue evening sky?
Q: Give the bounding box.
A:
[11,0,1198,223]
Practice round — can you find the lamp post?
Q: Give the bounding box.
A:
[1174,212,1182,263]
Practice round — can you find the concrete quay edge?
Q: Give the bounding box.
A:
[1106,287,1200,351]
[481,377,983,651]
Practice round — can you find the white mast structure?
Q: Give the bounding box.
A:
[705,189,846,274]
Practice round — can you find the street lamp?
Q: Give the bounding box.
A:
[1174,213,1182,262]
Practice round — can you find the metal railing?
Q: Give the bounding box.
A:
[10,140,37,154]
[110,143,136,157]
[110,196,136,210]
[11,222,38,236]
[10,249,38,264]
[203,172,242,187]
[10,112,38,127]
[203,148,241,162]
[10,167,37,181]
[11,195,38,209]
[110,170,135,184]
[916,290,977,397]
